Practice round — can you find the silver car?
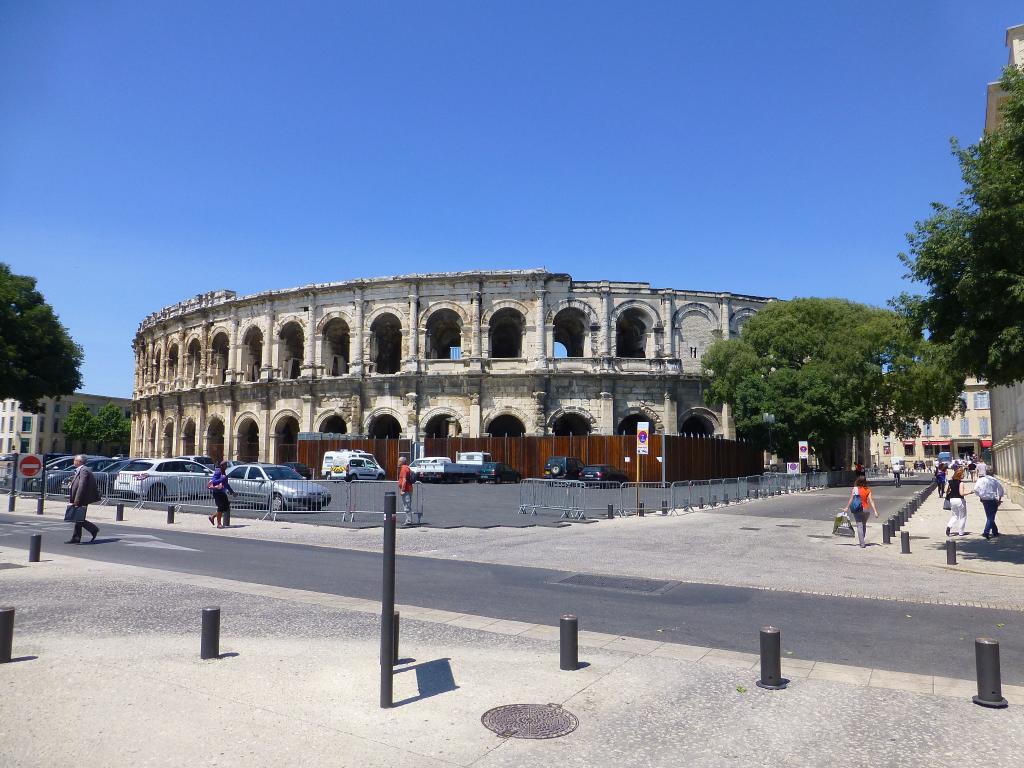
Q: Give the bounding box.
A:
[225,464,332,511]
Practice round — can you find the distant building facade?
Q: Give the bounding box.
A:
[986,24,1024,499]
[130,270,772,463]
[0,394,133,456]
[869,378,991,467]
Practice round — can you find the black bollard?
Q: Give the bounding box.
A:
[698,496,704,509]
[200,607,220,659]
[115,504,124,522]
[380,492,397,708]
[28,534,41,563]
[881,523,891,545]
[0,607,12,663]
[946,539,957,565]
[724,493,730,505]
[638,502,645,517]
[560,614,579,671]
[7,491,14,512]
[393,611,400,665]
[900,530,910,554]
[36,496,43,515]
[973,638,1008,708]
[755,626,788,690]
[662,500,668,516]
[607,504,614,520]
[166,505,175,524]
[890,515,899,533]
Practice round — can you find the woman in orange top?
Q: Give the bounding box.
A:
[847,476,879,548]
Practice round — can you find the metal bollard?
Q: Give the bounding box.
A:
[890,515,899,532]
[0,607,12,663]
[662,500,668,516]
[200,607,221,660]
[166,505,175,524]
[28,534,41,563]
[638,502,644,517]
[36,496,43,515]
[115,504,124,522]
[7,492,14,512]
[900,530,910,554]
[560,614,579,671]
[724,493,730,505]
[699,497,704,509]
[607,504,614,520]
[392,611,400,665]
[755,626,788,690]
[946,539,957,565]
[973,638,1008,708]
[881,523,891,545]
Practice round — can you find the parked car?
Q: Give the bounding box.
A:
[579,464,628,484]
[477,462,522,484]
[283,461,313,479]
[409,457,452,482]
[320,449,377,479]
[177,455,216,468]
[112,458,214,502]
[46,455,106,472]
[225,463,331,511]
[341,456,386,481]
[543,456,584,480]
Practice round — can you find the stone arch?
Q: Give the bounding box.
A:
[677,407,721,436]
[611,300,660,328]
[616,405,664,435]
[271,410,301,463]
[166,342,180,382]
[730,307,758,337]
[423,307,464,360]
[675,303,717,366]
[206,416,226,463]
[316,310,355,334]
[240,324,265,382]
[552,306,590,358]
[364,304,408,328]
[147,419,158,456]
[368,312,403,374]
[420,300,470,327]
[482,299,531,326]
[548,407,596,436]
[420,407,467,438]
[365,408,404,439]
[234,413,261,462]
[278,320,305,379]
[321,315,351,376]
[161,418,175,458]
[185,337,203,385]
[316,413,349,434]
[210,331,230,384]
[489,307,527,358]
[547,298,599,328]
[613,302,658,358]
[672,302,719,329]
[273,314,307,336]
[485,411,528,437]
[180,418,197,455]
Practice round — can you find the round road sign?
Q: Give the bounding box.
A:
[18,454,43,478]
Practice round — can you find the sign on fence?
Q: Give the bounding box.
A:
[786,462,800,475]
[636,422,650,456]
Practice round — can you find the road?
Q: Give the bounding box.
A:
[1,487,1020,685]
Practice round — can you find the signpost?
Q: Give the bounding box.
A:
[636,421,649,490]
[798,440,809,472]
[786,462,800,475]
[17,455,43,479]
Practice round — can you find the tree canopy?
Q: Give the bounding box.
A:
[61,403,95,445]
[895,66,1024,386]
[0,263,83,412]
[92,404,131,447]
[701,298,963,460]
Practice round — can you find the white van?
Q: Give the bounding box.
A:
[455,452,492,465]
[321,450,377,479]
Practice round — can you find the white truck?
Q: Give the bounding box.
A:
[409,452,493,483]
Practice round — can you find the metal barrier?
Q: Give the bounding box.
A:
[518,479,587,518]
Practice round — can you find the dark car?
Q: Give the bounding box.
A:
[478,462,522,484]
[543,456,584,480]
[283,462,313,479]
[579,464,628,484]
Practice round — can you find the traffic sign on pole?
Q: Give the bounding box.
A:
[798,441,809,461]
[17,455,43,479]
[636,422,650,456]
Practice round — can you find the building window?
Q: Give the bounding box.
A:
[974,392,990,410]
[689,347,698,359]
[980,417,989,435]
[21,416,32,432]
[923,422,933,437]
[53,419,60,433]
[19,438,29,453]
[940,418,950,436]
[54,403,61,414]
[960,418,970,436]
[923,444,938,457]
[903,443,915,457]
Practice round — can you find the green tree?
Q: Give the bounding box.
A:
[0,263,83,412]
[896,66,1024,385]
[702,298,963,462]
[91,404,131,449]
[61,403,95,449]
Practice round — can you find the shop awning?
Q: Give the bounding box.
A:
[902,440,916,446]
[982,439,993,448]
[923,440,951,446]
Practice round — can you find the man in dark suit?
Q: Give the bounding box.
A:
[67,454,101,544]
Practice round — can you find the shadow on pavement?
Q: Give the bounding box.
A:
[938,534,1024,566]
[393,657,458,706]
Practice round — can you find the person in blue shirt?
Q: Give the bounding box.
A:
[208,461,236,529]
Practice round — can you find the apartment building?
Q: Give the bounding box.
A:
[0,393,133,456]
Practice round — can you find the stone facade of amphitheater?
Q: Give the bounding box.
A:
[130,270,772,463]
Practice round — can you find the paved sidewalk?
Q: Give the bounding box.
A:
[3,548,1023,768]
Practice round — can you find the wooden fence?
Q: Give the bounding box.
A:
[297,434,762,482]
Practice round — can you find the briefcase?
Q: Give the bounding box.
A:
[64,505,86,522]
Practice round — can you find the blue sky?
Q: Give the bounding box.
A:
[0,1,1019,398]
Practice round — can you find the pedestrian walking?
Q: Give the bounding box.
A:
[944,468,973,536]
[66,454,101,544]
[974,472,1005,540]
[397,456,414,524]
[845,476,879,548]
[934,462,947,498]
[207,461,236,529]
[892,463,902,487]
[975,458,989,477]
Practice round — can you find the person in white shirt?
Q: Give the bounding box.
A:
[975,460,988,477]
[975,473,1005,540]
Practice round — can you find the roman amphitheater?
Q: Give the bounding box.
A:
[131,270,771,463]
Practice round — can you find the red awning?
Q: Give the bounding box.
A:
[982,440,993,448]
[923,440,951,446]
[902,440,916,446]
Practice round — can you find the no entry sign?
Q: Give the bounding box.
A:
[18,454,43,479]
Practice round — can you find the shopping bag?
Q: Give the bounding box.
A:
[64,505,86,522]
[942,498,951,510]
[833,510,854,536]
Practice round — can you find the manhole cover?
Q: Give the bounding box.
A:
[555,573,674,594]
[481,703,579,739]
